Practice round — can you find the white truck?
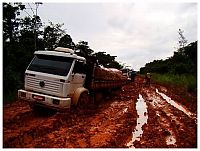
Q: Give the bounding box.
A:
[18,47,127,111]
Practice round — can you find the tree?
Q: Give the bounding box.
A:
[58,34,75,49]
[75,41,94,58]
[93,52,122,69]
[178,29,188,55]
[3,2,25,43]
[178,29,187,48]
[3,3,25,102]
[139,41,197,75]
[3,3,43,102]
[43,22,66,50]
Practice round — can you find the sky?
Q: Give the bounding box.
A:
[20,1,197,71]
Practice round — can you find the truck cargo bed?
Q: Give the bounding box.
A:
[90,80,127,90]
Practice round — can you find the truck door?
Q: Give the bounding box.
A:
[71,60,87,90]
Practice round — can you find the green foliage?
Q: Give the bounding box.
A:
[43,22,66,50]
[3,3,44,103]
[75,41,94,59]
[152,73,197,95]
[58,34,75,49]
[3,3,25,42]
[74,42,122,69]
[140,41,197,76]
[140,31,197,94]
[92,52,123,69]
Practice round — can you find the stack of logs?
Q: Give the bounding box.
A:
[93,66,127,81]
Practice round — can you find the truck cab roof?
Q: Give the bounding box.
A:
[35,48,86,62]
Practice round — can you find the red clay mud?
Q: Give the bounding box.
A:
[3,76,197,148]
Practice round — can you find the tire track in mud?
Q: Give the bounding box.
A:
[136,85,197,148]
[21,82,141,148]
[3,100,67,147]
[18,107,112,148]
[88,100,136,148]
[3,110,64,148]
[141,88,178,147]
[3,76,196,148]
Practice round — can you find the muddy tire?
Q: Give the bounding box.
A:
[77,91,90,109]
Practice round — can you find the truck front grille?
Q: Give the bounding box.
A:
[26,76,61,95]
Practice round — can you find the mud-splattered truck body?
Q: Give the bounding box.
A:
[18,47,127,110]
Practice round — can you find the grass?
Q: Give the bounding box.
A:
[151,73,197,95]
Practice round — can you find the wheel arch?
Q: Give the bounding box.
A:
[72,87,89,106]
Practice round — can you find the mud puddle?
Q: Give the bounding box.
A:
[166,135,176,145]
[127,94,148,148]
[156,89,194,118]
[3,76,197,148]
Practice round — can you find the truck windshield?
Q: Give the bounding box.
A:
[27,54,74,76]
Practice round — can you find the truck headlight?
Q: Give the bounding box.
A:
[20,91,26,98]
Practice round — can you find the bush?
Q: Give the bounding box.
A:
[151,73,197,95]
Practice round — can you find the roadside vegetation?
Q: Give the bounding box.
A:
[140,34,197,99]
[140,27,197,94]
[151,73,197,94]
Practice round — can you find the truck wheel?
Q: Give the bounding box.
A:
[77,91,90,108]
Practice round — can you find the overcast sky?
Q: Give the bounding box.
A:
[23,2,197,71]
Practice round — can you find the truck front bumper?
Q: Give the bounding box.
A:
[18,89,71,110]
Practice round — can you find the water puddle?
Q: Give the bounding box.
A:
[123,108,128,113]
[166,135,176,145]
[127,94,148,148]
[156,89,194,118]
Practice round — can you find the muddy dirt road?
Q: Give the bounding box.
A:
[3,76,197,148]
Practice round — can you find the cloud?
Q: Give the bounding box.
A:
[89,3,197,70]
[36,2,197,70]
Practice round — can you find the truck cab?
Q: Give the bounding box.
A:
[18,47,88,110]
[121,68,131,81]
